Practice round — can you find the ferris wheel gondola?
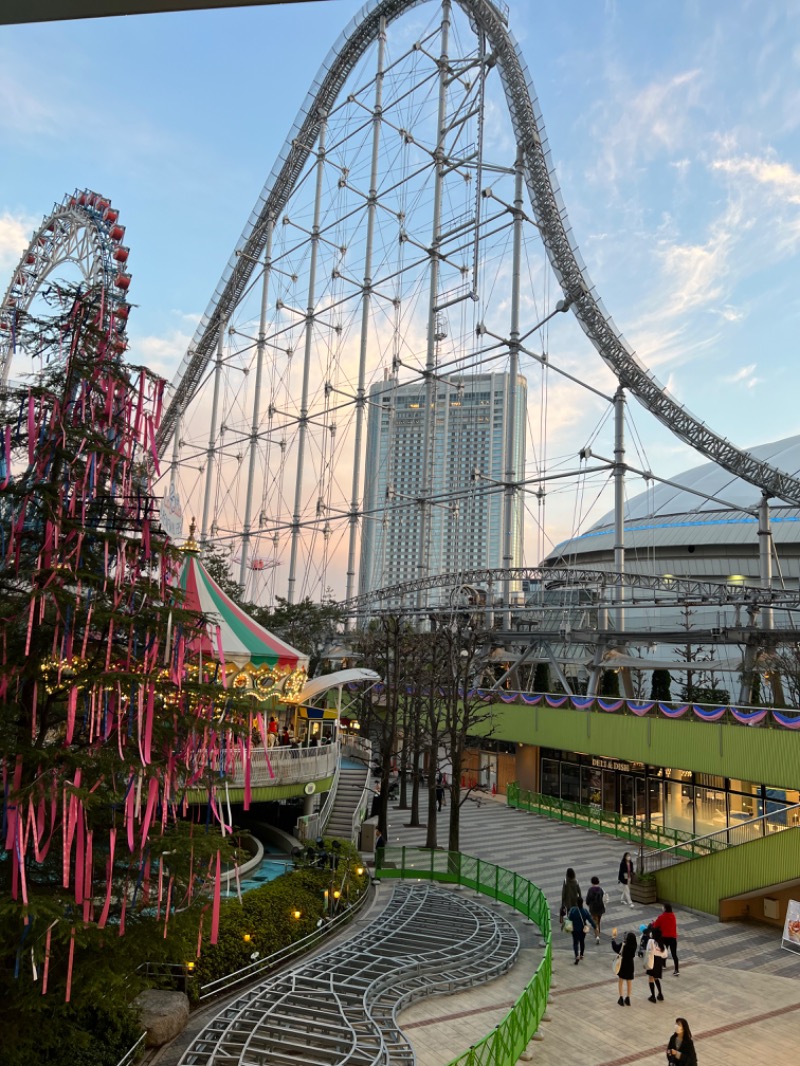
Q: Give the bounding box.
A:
[0,188,132,385]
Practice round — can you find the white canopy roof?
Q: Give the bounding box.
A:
[290,668,381,705]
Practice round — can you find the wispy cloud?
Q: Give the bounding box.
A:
[723,363,759,386]
[0,211,37,275]
[133,326,196,380]
[712,152,800,204]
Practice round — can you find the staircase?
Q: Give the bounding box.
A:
[326,763,370,843]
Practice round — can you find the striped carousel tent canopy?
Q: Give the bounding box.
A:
[178,547,309,672]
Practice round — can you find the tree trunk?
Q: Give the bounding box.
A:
[424,758,438,849]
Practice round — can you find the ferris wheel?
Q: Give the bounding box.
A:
[0,188,132,385]
[155,0,800,610]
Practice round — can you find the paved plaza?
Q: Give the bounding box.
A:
[390,796,800,1066]
[153,796,799,1066]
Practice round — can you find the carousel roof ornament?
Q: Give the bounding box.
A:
[177,528,308,674]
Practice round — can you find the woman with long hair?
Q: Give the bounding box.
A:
[611,927,638,1005]
[666,1018,697,1065]
[618,851,635,908]
[645,928,668,1002]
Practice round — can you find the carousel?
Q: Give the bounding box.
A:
[178,527,378,803]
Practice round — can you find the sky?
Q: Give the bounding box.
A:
[2,0,800,589]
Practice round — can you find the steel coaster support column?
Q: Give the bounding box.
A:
[502,151,524,629]
[416,0,451,616]
[540,641,573,696]
[759,491,773,632]
[345,17,386,617]
[613,387,626,633]
[288,115,328,604]
[168,409,181,502]
[200,321,225,545]
[240,217,275,588]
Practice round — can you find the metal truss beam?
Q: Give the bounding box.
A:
[339,564,800,612]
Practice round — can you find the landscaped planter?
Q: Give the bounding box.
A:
[631,877,658,905]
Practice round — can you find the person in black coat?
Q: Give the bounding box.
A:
[560,867,582,925]
[611,927,638,1006]
[666,1017,697,1066]
[567,897,594,964]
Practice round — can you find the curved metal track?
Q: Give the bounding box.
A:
[180,881,521,1066]
[156,0,800,507]
[339,564,800,614]
[0,188,131,383]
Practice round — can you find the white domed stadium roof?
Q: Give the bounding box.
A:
[610,435,800,523]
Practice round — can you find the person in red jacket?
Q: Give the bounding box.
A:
[652,902,680,975]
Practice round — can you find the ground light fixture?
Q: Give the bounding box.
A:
[243,933,252,943]
[292,909,302,920]
[186,962,195,972]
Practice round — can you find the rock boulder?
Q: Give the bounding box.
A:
[134,989,190,1048]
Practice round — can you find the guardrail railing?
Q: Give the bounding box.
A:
[507,784,708,855]
[641,802,800,874]
[197,880,371,1001]
[375,846,551,1066]
[226,741,339,788]
[114,1032,146,1066]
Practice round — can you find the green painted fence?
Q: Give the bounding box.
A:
[375,846,552,1066]
[506,784,724,860]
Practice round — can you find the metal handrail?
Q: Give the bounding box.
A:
[375,846,552,1066]
[298,756,341,841]
[507,784,705,852]
[113,1032,146,1066]
[641,802,800,873]
[197,880,371,1001]
[347,767,373,845]
[226,740,339,788]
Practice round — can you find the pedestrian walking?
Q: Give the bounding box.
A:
[611,927,637,1006]
[652,902,680,974]
[560,867,582,926]
[666,1018,697,1065]
[585,875,607,943]
[644,928,668,1002]
[618,851,635,908]
[567,896,594,964]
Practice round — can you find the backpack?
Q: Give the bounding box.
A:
[587,885,604,911]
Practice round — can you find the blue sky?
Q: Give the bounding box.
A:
[2,0,800,572]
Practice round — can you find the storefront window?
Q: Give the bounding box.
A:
[664,776,694,836]
[541,758,560,798]
[561,762,580,803]
[647,779,664,824]
[694,785,727,837]
[582,766,602,807]
[602,771,616,812]
[620,775,635,818]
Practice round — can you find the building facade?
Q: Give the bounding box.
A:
[359,372,526,602]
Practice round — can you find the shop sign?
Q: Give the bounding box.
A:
[591,756,632,773]
[782,899,800,955]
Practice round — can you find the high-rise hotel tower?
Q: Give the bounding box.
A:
[358,372,526,602]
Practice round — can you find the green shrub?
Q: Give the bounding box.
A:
[190,838,368,992]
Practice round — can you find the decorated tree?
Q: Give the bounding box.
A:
[0,287,246,1056]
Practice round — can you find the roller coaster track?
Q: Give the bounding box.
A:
[339,564,800,614]
[156,0,800,508]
